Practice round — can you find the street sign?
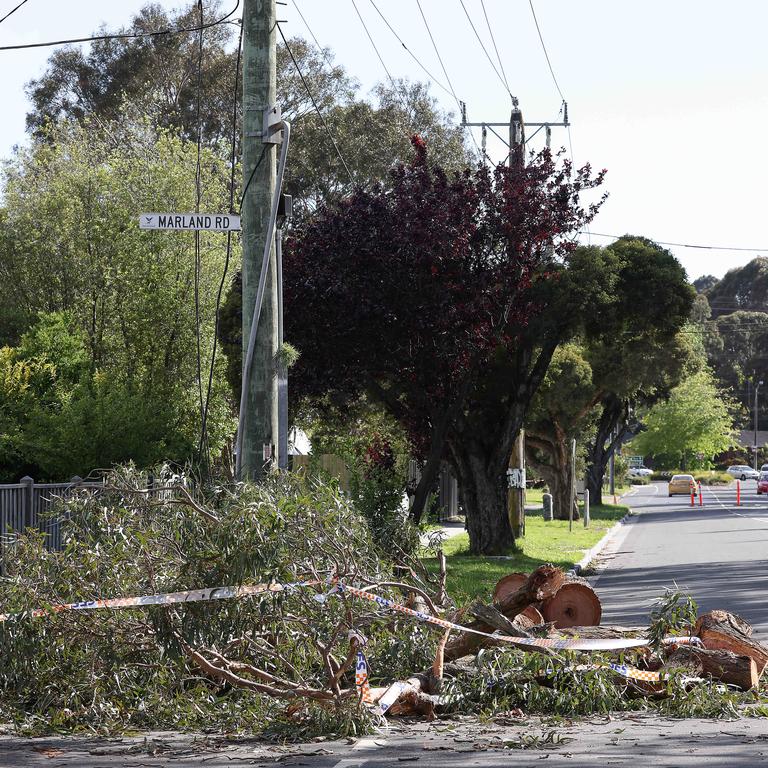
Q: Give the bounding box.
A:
[139,213,241,232]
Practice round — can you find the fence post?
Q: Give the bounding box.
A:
[583,489,590,528]
[20,475,34,529]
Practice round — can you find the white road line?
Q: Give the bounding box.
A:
[704,485,768,527]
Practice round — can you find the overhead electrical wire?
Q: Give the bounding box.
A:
[458,0,511,97]
[200,19,245,464]
[276,22,353,182]
[350,0,396,90]
[415,0,482,157]
[479,0,510,94]
[527,0,565,102]
[366,0,455,100]
[585,232,768,253]
[0,0,30,26]
[193,0,206,464]
[0,0,240,51]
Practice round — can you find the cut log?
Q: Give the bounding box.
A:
[664,646,759,691]
[445,564,566,661]
[694,610,768,678]
[540,578,602,629]
[492,572,546,623]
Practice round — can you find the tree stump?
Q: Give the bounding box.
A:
[664,646,759,690]
[445,564,566,661]
[540,578,602,628]
[694,610,768,678]
[492,572,545,624]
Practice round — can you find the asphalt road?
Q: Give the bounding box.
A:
[591,481,768,638]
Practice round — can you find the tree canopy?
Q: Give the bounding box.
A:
[0,119,234,479]
[285,138,607,553]
[631,369,738,469]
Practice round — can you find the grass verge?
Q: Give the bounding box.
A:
[423,502,629,604]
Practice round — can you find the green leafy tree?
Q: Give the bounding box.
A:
[525,344,596,519]
[705,257,768,317]
[631,369,738,469]
[0,119,234,478]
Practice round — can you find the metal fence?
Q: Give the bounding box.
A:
[0,475,178,563]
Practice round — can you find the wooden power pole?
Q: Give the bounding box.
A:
[239,0,279,478]
[508,99,526,539]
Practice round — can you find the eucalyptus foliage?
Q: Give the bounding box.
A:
[0,469,432,734]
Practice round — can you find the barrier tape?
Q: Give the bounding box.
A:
[355,651,374,705]
[0,580,320,623]
[0,577,693,686]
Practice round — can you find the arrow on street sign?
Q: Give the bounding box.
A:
[139,213,241,231]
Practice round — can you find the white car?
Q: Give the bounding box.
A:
[726,465,759,481]
[629,466,653,477]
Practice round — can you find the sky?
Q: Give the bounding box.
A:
[1,0,768,280]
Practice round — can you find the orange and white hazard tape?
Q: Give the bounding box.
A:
[0,580,320,623]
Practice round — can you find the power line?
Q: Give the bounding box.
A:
[193,0,206,462]
[200,18,244,463]
[293,0,335,69]
[479,0,510,94]
[350,0,396,90]
[366,0,455,100]
[415,0,461,110]
[0,0,30,26]
[277,23,353,182]
[458,0,511,97]
[528,0,565,102]
[586,231,768,253]
[415,0,482,157]
[0,0,240,51]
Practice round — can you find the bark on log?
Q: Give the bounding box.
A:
[694,610,768,677]
[540,578,602,629]
[664,646,759,691]
[445,565,566,661]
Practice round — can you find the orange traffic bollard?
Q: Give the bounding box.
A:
[737,480,741,506]
[698,481,703,506]
[690,486,695,506]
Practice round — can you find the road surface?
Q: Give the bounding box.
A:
[591,481,768,638]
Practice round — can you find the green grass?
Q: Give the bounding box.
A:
[423,503,629,604]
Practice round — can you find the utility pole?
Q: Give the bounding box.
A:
[240,0,279,478]
[507,98,526,539]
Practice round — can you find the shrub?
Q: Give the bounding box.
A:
[629,475,651,485]
[693,471,732,486]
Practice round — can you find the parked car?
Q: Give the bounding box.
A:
[758,472,768,495]
[726,465,760,481]
[760,464,768,473]
[668,474,697,496]
[629,466,653,477]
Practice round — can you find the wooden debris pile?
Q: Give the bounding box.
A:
[380,564,768,718]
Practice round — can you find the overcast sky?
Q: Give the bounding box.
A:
[1,0,767,280]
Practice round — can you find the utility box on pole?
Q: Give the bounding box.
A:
[240,0,279,478]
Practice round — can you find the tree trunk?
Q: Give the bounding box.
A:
[453,448,514,555]
[526,431,579,521]
[585,395,625,507]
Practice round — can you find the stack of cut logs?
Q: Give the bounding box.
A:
[382,564,768,717]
